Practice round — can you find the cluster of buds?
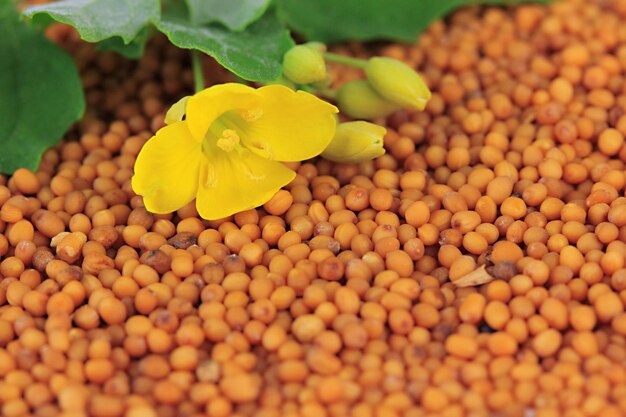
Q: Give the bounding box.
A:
[280,44,432,163]
[337,57,431,119]
[363,57,431,114]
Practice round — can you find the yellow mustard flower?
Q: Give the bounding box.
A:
[132,83,338,220]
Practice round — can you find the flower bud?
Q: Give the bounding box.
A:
[282,44,327,85]
[337,80,401,120]
[365,57,431,110]
[310,68,334,89]
[322,121,386,163]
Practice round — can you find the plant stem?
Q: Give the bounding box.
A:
[191,50,205,92]
[315,86,337,100]
[324,52,368,69]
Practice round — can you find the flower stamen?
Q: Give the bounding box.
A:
[216,129,240,152]
[240,107,263,122]
[249,141,273,160]
[203,163,218,188]
[239,150,265,180]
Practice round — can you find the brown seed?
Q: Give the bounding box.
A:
[88,226,119,248]
[56,232,87,263]
[32,210,65,238]
[13,168,40,194]
[82,253,115,275]
[139,250,172,274]
[292,314,325,342]
[219,373,261,403]
[532,329,562,357]
[168,232,197,249]
[445,334,478,359]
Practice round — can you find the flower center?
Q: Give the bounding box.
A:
[240,107,263,122]
[216,129,240,152]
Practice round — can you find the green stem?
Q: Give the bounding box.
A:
[315,86,337,100]
[191,50,205,92]
[324,52,368,69]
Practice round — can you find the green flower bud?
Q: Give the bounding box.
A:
[310,68,334,89]
[282,44,327,85]
[365,57,431,110]
[336,80,401,120]
[322,121,386,163]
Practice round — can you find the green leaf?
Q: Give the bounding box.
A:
[0,2,85,174]
[156,7,294,82]
[97,27,150,59]
[186,0,271,31]
[23,0,159,44]
[277,0,550,43]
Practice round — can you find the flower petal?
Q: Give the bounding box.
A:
[237,84,338,162]
[195,150,295,220]
[132,121,202,214]
[186,83,262,142]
